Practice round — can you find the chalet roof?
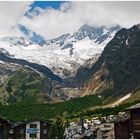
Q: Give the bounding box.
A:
[12,119,52,128]
[0,116,16,126]
[114,114,130,123]
[127,103,140,110]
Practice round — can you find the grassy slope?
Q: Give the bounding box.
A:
[0,68,52,104]
[121,90,140,104]
[0,95,139,122]
[0,67,104,122]
[0,86,139,122]
[0,94,102,122]
[0,66,139,122]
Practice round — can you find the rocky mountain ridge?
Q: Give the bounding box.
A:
[74,24,140,103]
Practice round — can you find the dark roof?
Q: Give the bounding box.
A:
[0,116,16,126]
[127,103,140,110]
[12,119,52,128]
[114,114,130,123]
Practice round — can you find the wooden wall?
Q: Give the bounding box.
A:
[0,118,13,139]
[131,109,140,138]
[40,121,51,139]
[14,124,26,139]
[114,119,130,139]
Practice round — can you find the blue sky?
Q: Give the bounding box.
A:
[30,1,64,10]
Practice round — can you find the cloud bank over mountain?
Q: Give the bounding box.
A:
[0,1,31,37]
[0,1,140,39]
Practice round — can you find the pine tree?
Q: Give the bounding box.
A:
[48,115,65,138]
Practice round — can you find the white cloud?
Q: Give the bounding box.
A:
[20,1,140,39]
[0,1,32,38]
[1,1,140,39]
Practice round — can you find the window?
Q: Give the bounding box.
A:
[30,124,37,128]
[20,129,24,134]
[9,129,14,134]
[43,129,47,134]
[30,133,37,138]
[43,123,47,126]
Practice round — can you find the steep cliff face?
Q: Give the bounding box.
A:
[76,24,140,101]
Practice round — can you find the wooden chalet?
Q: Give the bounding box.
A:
[114,102,140,139]
[13,119,52,139]
[0,117,52,139]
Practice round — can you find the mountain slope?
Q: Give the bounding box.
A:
[0,24,140,106]
[0,66,67,105]
[72,24,140,103]
[121,89,140,104]
[0,49,62,82]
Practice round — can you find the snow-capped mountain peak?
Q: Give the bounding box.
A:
[73,24,121,43]
[45,24,120,48]
[0,36,31,47]
[0,24,121,77]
